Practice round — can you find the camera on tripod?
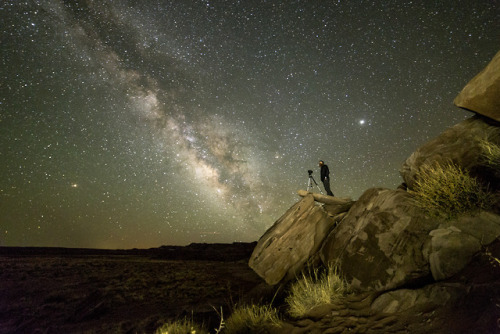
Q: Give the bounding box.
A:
[306,169,323,194]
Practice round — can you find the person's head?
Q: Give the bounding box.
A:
[319,160,324,166]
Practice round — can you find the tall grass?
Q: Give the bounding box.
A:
[479,139,500,169]
[409,162,492,219]
[224,304,282,334]
[156,318,208,334]
[286,265,350,318]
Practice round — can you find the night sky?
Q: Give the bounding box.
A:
[1,1,498,249]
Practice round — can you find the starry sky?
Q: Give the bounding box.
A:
[1,1,498,249]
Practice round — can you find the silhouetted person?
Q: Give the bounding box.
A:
[319,160,334,196]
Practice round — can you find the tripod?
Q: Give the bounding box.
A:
[307,170,323,194]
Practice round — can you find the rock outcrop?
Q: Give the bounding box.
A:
[298,189,355,223]
[249,51,500,333]
[370,284,460,314]
[318,187,500,291]
[297,189,353,205]
[320,188,435,292]
[249,194,334,285]
[249,193,353,285]
[400,116,500,191]
[428,212,500,281]
[454,50,500,122]
[252,164,500,291]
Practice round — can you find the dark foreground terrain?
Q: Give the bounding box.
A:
[1,242,499,334]
[0,243,264,333]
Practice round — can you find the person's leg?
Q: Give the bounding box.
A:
[323,178,334,196]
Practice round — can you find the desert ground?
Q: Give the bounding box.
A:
[0,243,266,333]
[1,242,499,334]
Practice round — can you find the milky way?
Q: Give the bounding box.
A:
[1,1,497,248]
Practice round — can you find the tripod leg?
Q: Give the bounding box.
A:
[311,176,323,194]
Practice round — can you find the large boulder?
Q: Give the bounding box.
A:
[320,188,437,292]
[283,241,500,334]
[428,212,500,281]
[454,50,500,122]
[320,187,500,292]
[400,116,500,190]
[297,189,353,205]
[297,190,355,216]
[370,284,461,314]
[297,189,355,226]
[249,194,336,285]
[428,227,482,281]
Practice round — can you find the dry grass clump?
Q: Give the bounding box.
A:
[286,265,350,318]
[224,304,282,334]
[156,318,208,334]
[479,139,500,168]
[409,162,492,219]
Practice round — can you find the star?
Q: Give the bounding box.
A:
[0,0,496,248]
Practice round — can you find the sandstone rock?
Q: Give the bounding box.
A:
[331,211,348,223]
[429,227,481,281]
[320,188,500,291]
[249,194,336,285]
[371,284,461,313]
[297,190,353,205]
[297,190,355,218]
[427,212,500,281]
[400,116,500,190]
[320,188,437,292]
[442,211,500,245]
[454,50,500,122]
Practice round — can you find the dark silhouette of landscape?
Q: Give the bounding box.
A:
[0,243,265,333]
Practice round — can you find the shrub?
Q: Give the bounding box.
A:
[409,161,492,219]
[224,304,282,334]
[285,265,350,318]
[156,318,208,334]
